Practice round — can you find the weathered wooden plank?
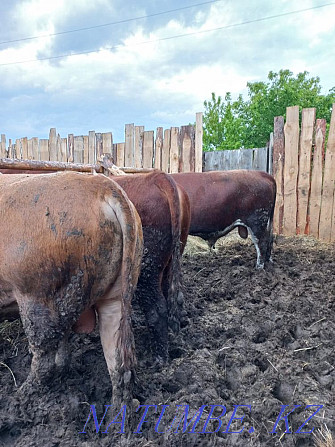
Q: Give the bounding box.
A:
[268,132,274,174]
[31,137,39,160]
[102,132,113,156]
[124,124,134,167]
[223,150,231,171]
[297,108,316,235]
[27,138,34,160]
[83,135,89,164]
[240,148,253,169]
[283,106,300,236]
[15,139,21,159]
[180,125,195,173]
[134,126,144,168]
[56,133,61,163]
[309,119,326,238]
[116,143,125,167]
[170,127,180,173]
[253,147,267,171]
[272,116,285,234]
[0,134,6,157]
[20,137,28,159]
[67,134,74,162]
[154,127,163,170]
[215,151,225,171]
[40,139,49,160]
[95,133,103,158]
[8,139,13,158]
[319,104,335,241]
[161,129,170,173]
[88,131,96,164]
[142,131,154,169]
[73,136,84,163]
[195,112,203,172]
[60,138,67,162]
[49,128,57,161]
[0,158,99,172]
[230,149,240,169]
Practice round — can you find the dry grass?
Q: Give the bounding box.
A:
[313,425,334,447]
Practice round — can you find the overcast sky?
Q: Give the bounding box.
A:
[0,0,334,143]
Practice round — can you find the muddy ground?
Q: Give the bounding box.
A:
[0,233,334,447]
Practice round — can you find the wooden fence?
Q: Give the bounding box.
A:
[273,104,335,242]
[203,144,272,173]
[0,112,203,174]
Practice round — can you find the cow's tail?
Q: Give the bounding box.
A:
[157,174,182,333]
[104,178,143,405]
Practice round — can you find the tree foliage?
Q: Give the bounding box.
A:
[203,69,335,150]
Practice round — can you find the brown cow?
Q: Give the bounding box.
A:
[0,172,143,405]
[171,170,276,269]
[114,171,190,363]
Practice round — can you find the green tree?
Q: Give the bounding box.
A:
[203,69,335,150]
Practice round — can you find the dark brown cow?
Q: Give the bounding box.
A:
[171,170,276,269]
[0,172,143,405]
[114,171,191,363]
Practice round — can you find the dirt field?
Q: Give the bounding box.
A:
[0,233,334,447]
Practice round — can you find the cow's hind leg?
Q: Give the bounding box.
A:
[96,298,135,407]
[136,273,169,365]
[161,259,182,334]
[17,298,69,388]
[246,211,274,269]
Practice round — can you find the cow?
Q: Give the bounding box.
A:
[0,171,143,406]
[114,171,191,363]
[171,170,276,269]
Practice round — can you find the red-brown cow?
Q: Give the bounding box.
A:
[171,170,276,269]
[0,172,143,405]
[114,171,190,363]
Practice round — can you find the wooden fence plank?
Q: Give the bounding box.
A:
[240,148,252,169]
[319,104,335,241]
[83,135,89,164]
[73,136,84,163]
[297,108,316,234]
[125,124,134,167]
[49,128,57,161]
[142,131,154,169]
[272,116,285,234]
[88,131,95,164]
[309,119,326,237]
[170,127,180,173]
[0,134,6,157]
[31,137,39,160]
[223,150,231,170]
[253,147,267,171]
[15,139,21,159]
[154,127,163,170]
[95,133,103,159]
[268,132,274,174]
[7,139,12,158]
[60,138,67,162]
[282,106,299,236]
[56,133,61,163]
[67,134,74,162]
[179,125,195,173]
[116,143,125,167]
[134,126,144,168]
[27,138,34,160]
[21,137,28,159]
[161,129,170,173]
[102,132,113,156]
[195,112,203,172]
[40,139,49,161]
